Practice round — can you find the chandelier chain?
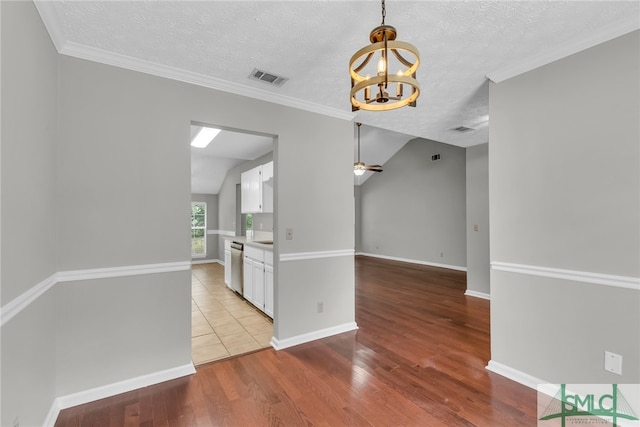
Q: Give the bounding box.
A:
[381,0,386,25]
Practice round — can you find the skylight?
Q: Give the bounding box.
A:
[191,127,221,148]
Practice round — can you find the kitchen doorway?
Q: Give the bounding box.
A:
[190,122,276,365]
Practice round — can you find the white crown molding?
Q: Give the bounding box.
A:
[34,1,355,120]
[356,252,467,272]
[1,261,192,327]
[44,363,196,426]
[486,360,548,391]
[279,249,354,262]
[491,262,640,291]
[487,17,640,83]
[52,39,355,121]
[33,1,66,52]
[464,290,490,300]
[270,322,358,350]
[1,273,57,326]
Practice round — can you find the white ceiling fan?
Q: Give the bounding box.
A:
[354,123,383,176]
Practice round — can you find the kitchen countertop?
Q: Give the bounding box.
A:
[225,235,274,250]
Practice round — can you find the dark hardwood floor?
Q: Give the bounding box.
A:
[55,256,537,426]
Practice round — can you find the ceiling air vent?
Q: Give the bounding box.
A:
[249,68,288,87]
[451,126,475,133]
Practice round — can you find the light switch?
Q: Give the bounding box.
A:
[286,228,293,240]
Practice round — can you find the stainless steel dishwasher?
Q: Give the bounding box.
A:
[230,241,244,295]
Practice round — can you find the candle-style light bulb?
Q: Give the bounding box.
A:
[377,56,386,74]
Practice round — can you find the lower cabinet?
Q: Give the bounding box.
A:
[243,256,254,302]
[252,261,265,310]
[224,249,231,288]
[243,245,273,318]
[264,264,273,318]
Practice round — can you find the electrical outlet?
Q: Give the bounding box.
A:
[286,228,293,240]
[604,351,622,375]
[473,224,479,232]
[317,302,324,313]
[440,252,444,258]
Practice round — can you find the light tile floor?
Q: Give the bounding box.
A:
[191,263,273,366]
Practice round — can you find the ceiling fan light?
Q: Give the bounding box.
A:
[354,162,366,176]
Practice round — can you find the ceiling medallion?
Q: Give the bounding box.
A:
[349,0,420,112]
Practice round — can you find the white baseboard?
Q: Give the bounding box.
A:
[356,252,467,272]
[191,259,223,265]
[271,322,358,350]
[486,360,548,391]
[464,290,491,300]
[44,363,195,426]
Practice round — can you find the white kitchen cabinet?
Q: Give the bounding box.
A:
[252,260,265,311]
[241,166,261,213]
[243,256,254,303]
[240,161,273,213]
[224,250,231,288]
[264,263,273,318]
[242,244,273,318]
[262,161,274,213]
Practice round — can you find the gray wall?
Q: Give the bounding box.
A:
[55,44,193,400]
[1,2,58,426]
[490,31,639,383]
[358,138,467,269]
[191,193,220,262]
[1,3,355,422]
[55,54,354,394]
[354,185,362,252]
[465,144,490,295]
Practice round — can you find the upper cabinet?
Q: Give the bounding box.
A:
[241,161,273,213]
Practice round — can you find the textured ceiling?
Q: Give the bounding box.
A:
[35,1,639,187]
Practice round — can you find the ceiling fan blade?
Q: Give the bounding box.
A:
[365,165,383,172]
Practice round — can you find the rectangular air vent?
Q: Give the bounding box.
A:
[451,126,475,133]
[249,68,288,87]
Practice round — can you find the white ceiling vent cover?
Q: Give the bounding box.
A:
[249,68,288,87]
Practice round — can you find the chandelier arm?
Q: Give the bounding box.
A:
[353,52,375,74]
[390,49,415,69]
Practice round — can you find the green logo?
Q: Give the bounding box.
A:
[539,384,639,426]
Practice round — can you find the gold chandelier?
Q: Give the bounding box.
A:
[349,0,420,112]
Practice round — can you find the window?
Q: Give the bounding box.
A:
[191,202,206,257]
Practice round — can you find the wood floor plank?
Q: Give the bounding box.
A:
[55,256,538,426]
